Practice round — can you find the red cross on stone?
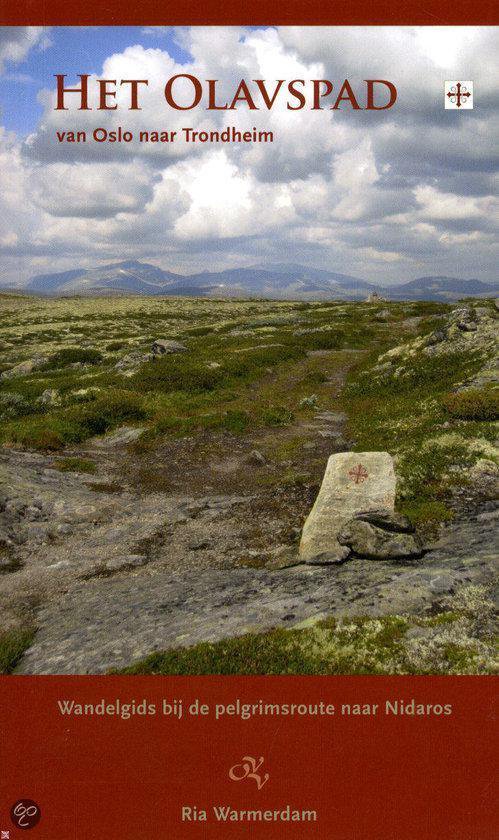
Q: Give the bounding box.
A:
[348,464,369,484]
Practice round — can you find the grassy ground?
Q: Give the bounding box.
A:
[119,585,497,676]
[2,293,497,675]
[1,295,386,450]
[0,628,36,673]
[1,293,497,512]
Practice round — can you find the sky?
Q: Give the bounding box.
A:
[0,25,497,286]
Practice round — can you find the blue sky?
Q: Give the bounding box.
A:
[0,27,191,134]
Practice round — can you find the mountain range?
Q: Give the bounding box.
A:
[17,261,499,301]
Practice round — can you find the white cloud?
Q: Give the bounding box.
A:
[30,161,158,218]
[0,28,50,73]
[414,185,498,221]
[0,26,498,285]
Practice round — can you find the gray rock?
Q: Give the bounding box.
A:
[188,539,211,550]
[245,450,266,466]
[476,509,499,523]
[315,410,347,423]
[353,509,415,533]
[338,519,423,560]
[89,425,146,448]
[38,388,61,407]
[374,309,391,321]
[299,394,319,408]
[458,321,478,332]
[0,356,47,380]
[299,451,397,564]
[114,350,152,375]
[425,329,447,346]
[151,339,188,356]
[105,555,148,571]
[265,545,300,570]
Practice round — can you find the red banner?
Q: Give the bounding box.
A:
[0,675,496,839]
[0,0,497,25]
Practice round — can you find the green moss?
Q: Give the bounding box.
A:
[400,500,454,526]
[441,643,482,671]
[259,405,294,426]
[117,614,412,676]
[2,416,86,450]
[135,357,223,394]
[424,612,459,626]
[55,457,97,474]
[41,347,103,370]
[73,390,147,436]
[117,592,497,676]
[347,348,482,398]
[442,388,499,421]
[118,628,327,675]
[1,390,147,450]
[406,301,451,317]
[343,343,493,511]
[105,341,127,351]
[0,628,35,673]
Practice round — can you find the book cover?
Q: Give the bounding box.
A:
[0,2,497,837]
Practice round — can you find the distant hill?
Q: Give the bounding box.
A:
[387,276,498,301]
[26,261,185,296]
[20,261,498,301]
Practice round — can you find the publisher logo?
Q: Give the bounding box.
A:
[229,756,270,790]
[445,81,473,109]
[10,801,41,831]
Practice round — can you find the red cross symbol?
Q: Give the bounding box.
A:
[447,83,471,108]
[348,464,369,484]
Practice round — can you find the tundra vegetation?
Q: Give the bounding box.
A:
[0,292,497,674]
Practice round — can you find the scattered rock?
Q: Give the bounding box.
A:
[0,356,47,380]
[315,410,347,425]
[338,518,423,560]
[299,452,397,564]
[245,450,266,466]
[476,509,499,523]
[265,545,300,570]
[151,339,188,355]
[89,426,146,448]
[38,388,61,407]
[366,291,385,303]
[353,509,415,533]
[105,555,148,571]
[299,394,319,408]
[188,539,211,550]
[424,329,447,346]
[114,350,152,375]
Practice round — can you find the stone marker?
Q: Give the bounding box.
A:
[151,339,187,355]
[299,451,396,564]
